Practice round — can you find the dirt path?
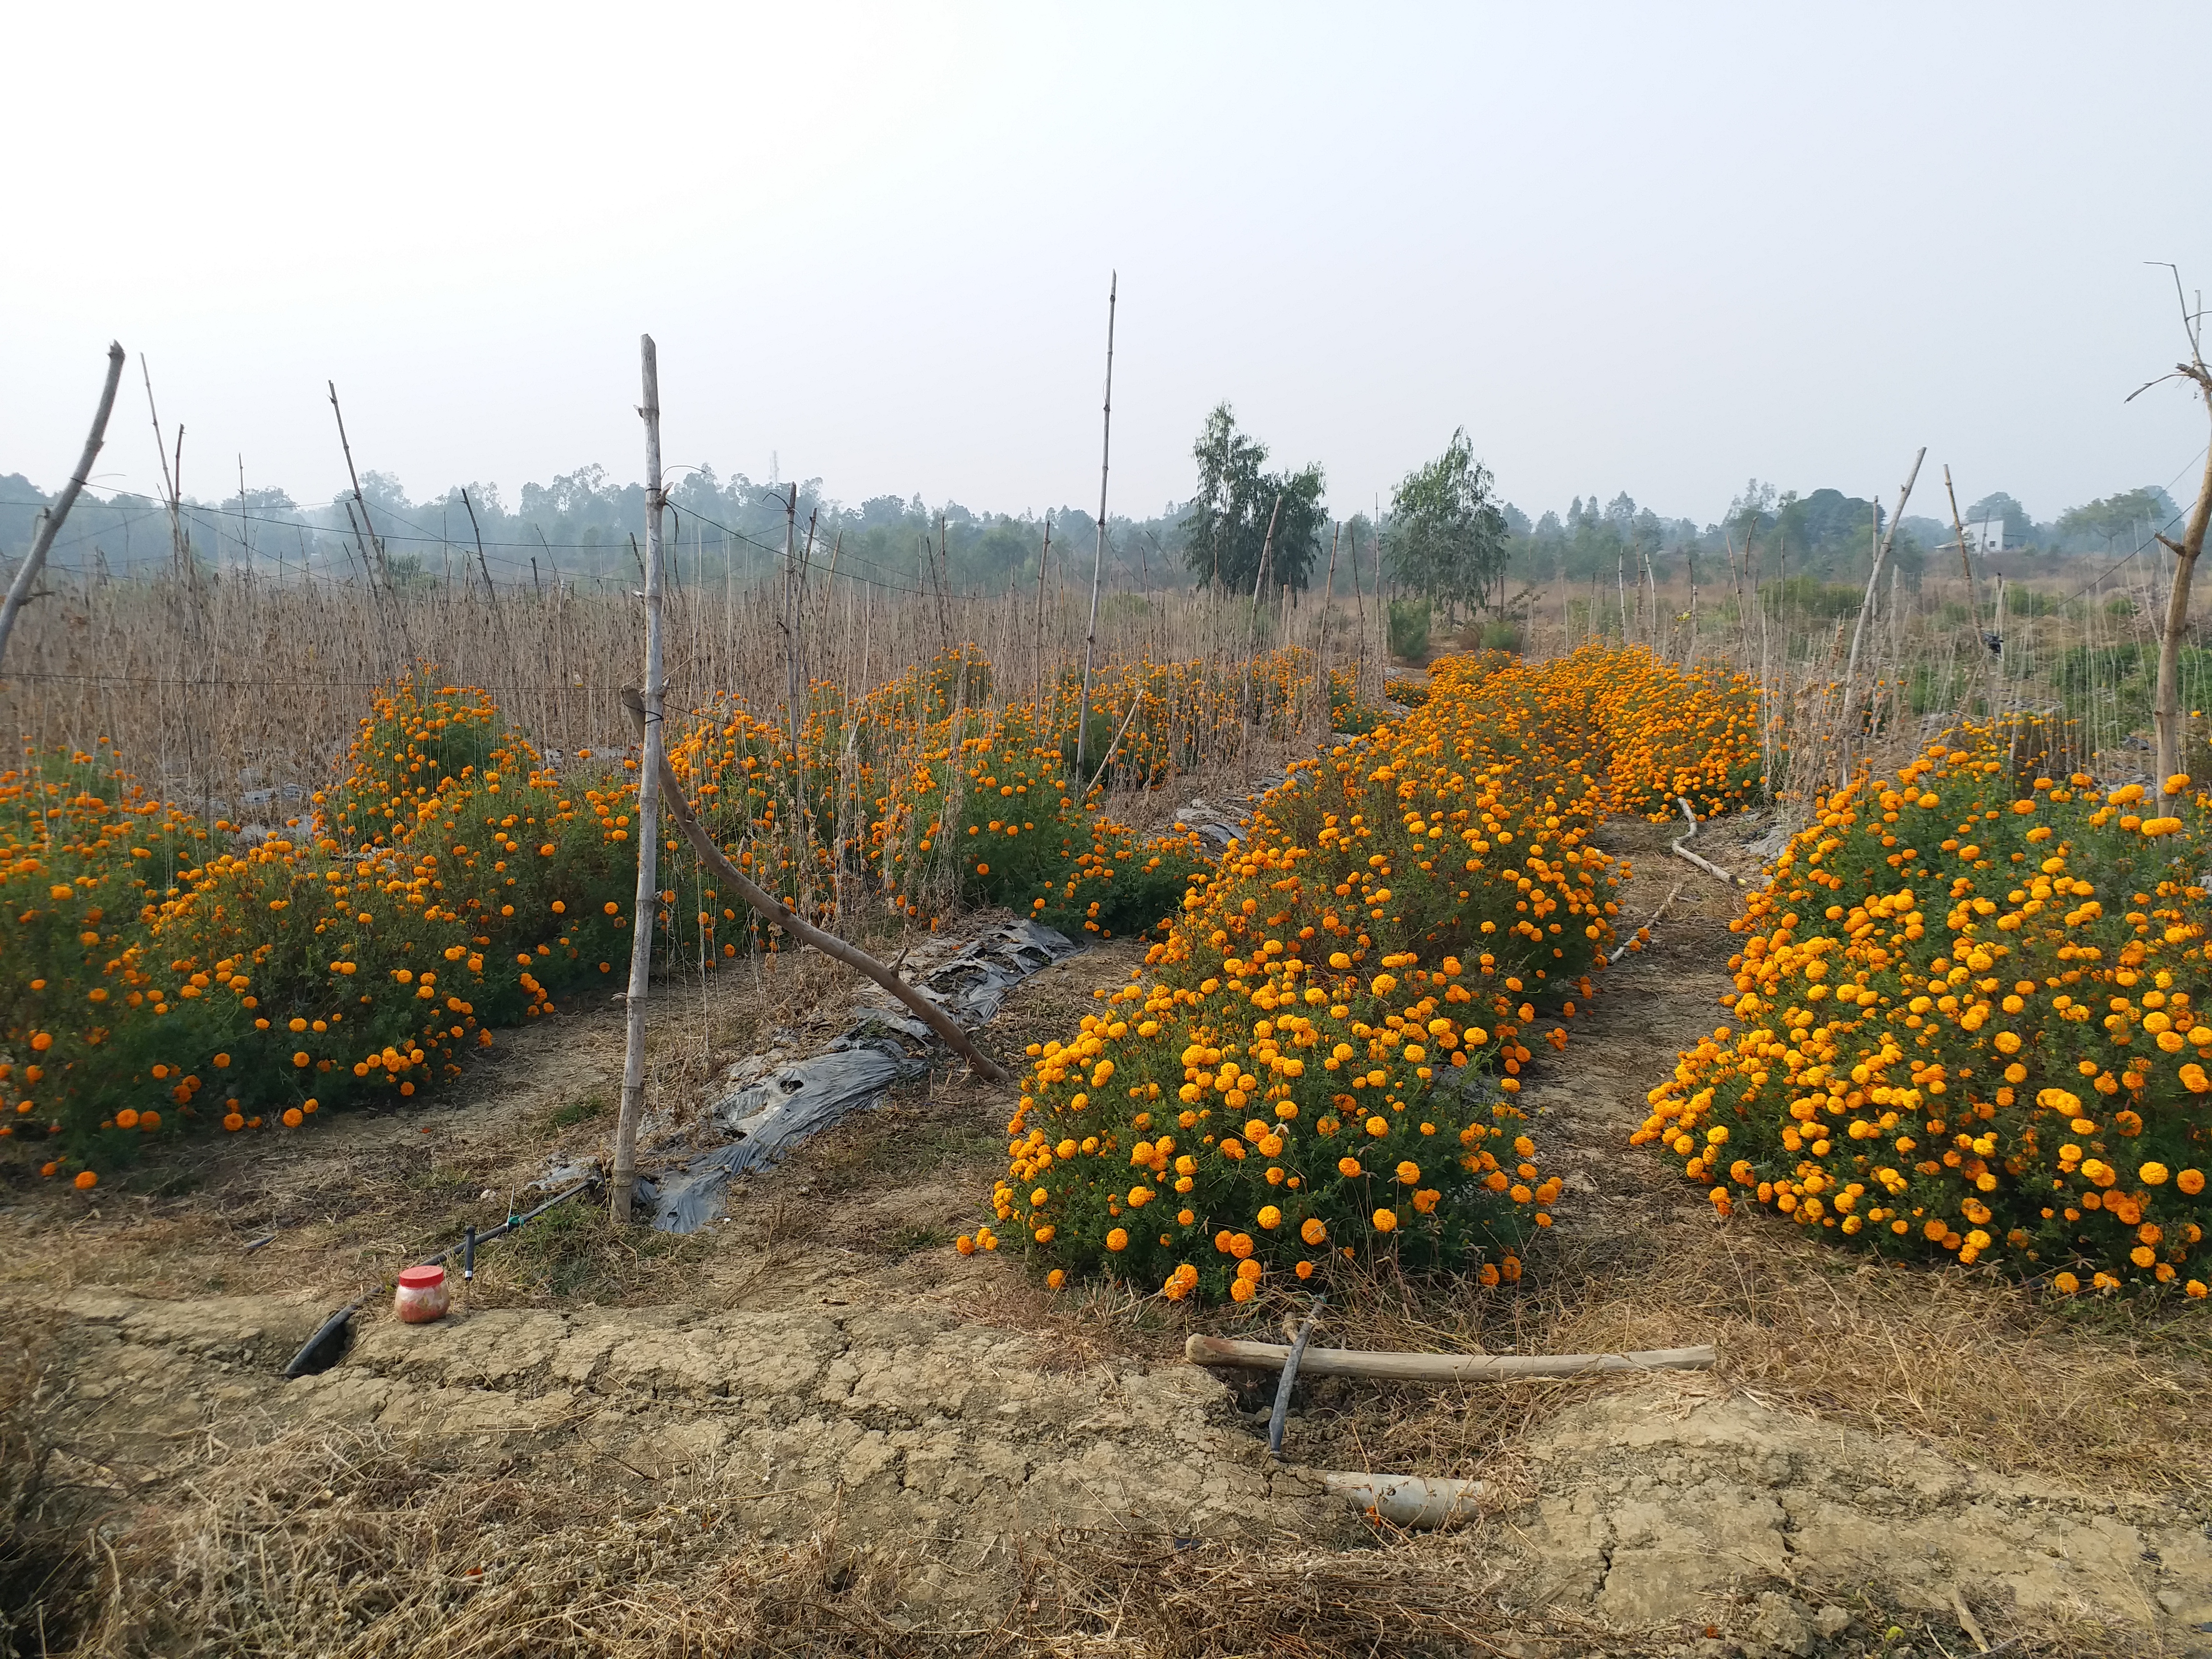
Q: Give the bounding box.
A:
[6,822,2211,1657]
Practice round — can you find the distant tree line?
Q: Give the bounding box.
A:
[1,433,2188,605]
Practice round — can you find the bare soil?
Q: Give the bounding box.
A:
[4,815,2210,1659]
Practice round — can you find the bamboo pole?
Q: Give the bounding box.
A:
[1073,272,1116,782]
[611,334,671,1225]
[1839,447,1926,777]
[1185,1334,1717,1382]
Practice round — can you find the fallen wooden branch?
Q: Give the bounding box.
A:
[1608,878,1686,964]
[621,685,1012,1085]
[1185,1333,1717,1382]
[1671,795,1743,887]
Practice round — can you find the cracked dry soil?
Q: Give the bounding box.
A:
[6,819,2212,1657]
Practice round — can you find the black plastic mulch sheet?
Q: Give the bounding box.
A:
[647,919,1081,1232]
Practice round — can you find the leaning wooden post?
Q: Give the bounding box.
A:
[611,334,670,1225]
[2137,266,2212,789]
[1072,272,1116,783]
[0,342,125,673]
[620,687,1011,1083]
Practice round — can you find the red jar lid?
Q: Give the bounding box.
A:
[397,1264,445,1289]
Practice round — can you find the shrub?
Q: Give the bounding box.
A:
[1327,670,1389,736]
[1636,738,2212,1298]
[1387,598,1431,662]
[979,645,1768,1301]
[1478,619,1525,654]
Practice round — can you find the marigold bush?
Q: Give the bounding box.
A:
[1638,739,2212,1298]
[980,645,1765,1301]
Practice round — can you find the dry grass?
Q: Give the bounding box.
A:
[0,1399,2157,1659]
[0,575,1376,812]
[1254,1218,2212,1506]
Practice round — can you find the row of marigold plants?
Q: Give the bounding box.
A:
[4,644,1343,1184]
[970,643,1766,1302]
[1636,734,2212,1298]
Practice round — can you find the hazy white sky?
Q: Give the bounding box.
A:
[4,2,2207,528]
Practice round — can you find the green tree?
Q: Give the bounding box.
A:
[2055,486,2182,553]
[1383,429,1509,616]
[1179,403,1325,592]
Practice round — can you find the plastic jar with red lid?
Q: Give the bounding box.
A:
[394,1263,451,1323]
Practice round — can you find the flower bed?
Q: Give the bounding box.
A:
[979,645,1764,1300]
[5,646,1346,1183]
[1637,739,2212,1297]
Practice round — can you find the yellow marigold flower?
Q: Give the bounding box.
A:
[2185,1064,2212,1094]
[1395,1160,1420,1184]
[1338,1155,1363,1178]
[1228,1231,1254,1258]
[1229,1276,1257,1302]
[2140,1162,2171,1186]
[1365,1116,1388,1137]
[1300,1216,1328,1245]
[1257,1205,1282,1229]
[955,1235,976,1256]
[1372,1207,1398,1232]
[2052,1272,2078,1294]
[1046,1268,1066,1289]
[1106,1227,1130,1252]
[2179,1169,2206,1195]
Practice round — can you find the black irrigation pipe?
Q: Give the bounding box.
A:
[281,1175,601,1378]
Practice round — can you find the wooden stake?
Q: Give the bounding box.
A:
[1034,512,1051,716]
[139,355,186,577]
[1839,447,1925,777]
[1073,272,1116,782]
[0,343,125,672]
[611,334,671,1225]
